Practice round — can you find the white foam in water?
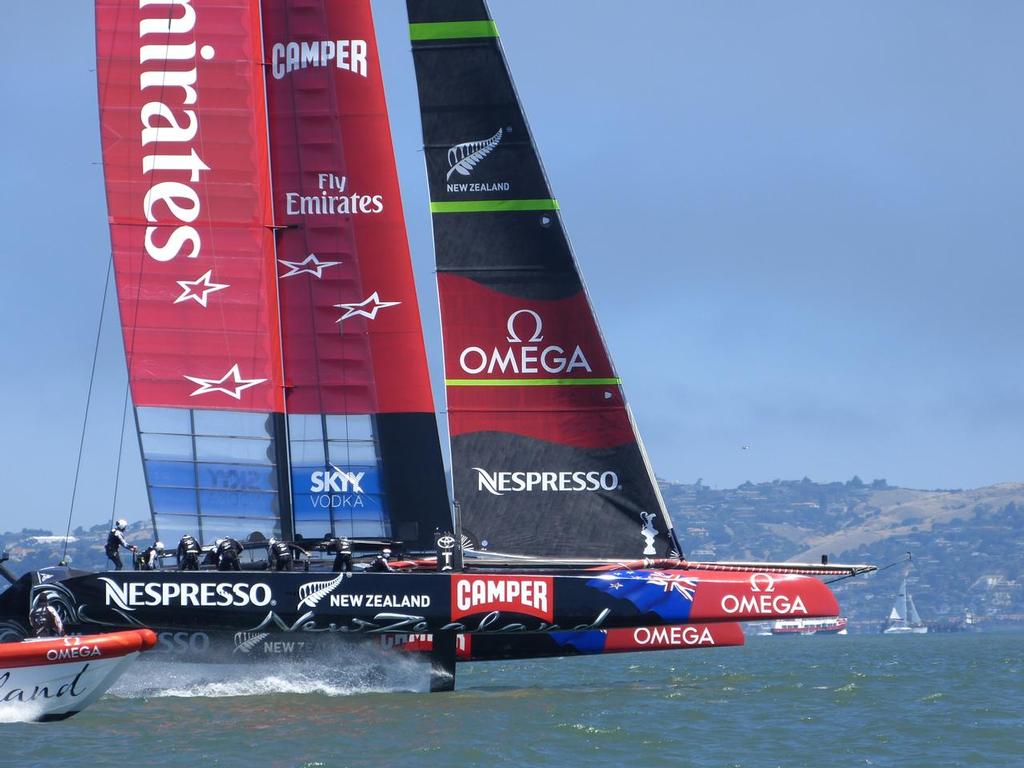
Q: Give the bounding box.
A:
[0,702,44,723]
[109,644,430,699]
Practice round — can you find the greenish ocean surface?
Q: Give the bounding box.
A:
[1,633,1020,768]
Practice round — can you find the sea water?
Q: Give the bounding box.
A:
[0,633,1020,768]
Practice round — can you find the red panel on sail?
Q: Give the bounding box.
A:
[262,0,436,415]
[96,0,283,412]
[440,274,635,449]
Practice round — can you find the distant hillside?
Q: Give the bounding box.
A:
[661,477,1024,628]
[3,478,1022,630]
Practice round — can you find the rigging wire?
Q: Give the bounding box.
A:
[825,552,911,585]
[60,255,113,564]
[109,382,132,529]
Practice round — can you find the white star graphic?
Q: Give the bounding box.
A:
[184,364,267,400]
[174,269,230,308]
[334,291,401,322]
[279,253,341,278]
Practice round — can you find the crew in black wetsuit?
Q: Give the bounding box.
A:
[138,540,163,570]
[369,548,394,573]
[105,519,137,571]
[267,538,293,571]
[331,537,353,573]
[177,534,201,570]
[29,593,64,638]
[215,537,243,571]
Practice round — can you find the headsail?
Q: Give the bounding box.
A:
[97,0,451,550]
[407,0,680,559]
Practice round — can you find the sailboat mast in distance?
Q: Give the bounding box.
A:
[408,0,681,560]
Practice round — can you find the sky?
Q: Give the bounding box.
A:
[1,1,1022,534]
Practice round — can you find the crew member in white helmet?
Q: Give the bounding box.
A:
[138,540,163,571]
[105,519,137,571]
[369,547,394,573]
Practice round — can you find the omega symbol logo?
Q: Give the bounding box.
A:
[506,309,544,343]
[749,573,776,593]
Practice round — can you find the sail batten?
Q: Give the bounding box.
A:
[408,0,679,559]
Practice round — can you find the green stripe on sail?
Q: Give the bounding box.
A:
[430,199,559,214]
[445,377,621,387]
[409,21,499,41]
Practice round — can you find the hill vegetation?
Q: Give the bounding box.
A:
[661,477,1024,629]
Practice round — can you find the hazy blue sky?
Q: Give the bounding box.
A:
[2,2,1022,534]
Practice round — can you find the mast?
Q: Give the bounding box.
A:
[407,0,681,559]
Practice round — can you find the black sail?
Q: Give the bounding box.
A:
[408,0,680,559]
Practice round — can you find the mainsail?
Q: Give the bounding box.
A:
[408,0,680,559]
[97,0,450,550]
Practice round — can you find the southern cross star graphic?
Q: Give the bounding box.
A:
[334,291,401,322]
[174,269,229,307]
[278,253,341,278]
[184,364,267,400]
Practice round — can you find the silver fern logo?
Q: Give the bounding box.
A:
[447,128,503,180]
[297,573,347,609]
[233,630,269,654]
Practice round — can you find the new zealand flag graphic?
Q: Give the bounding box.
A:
[550,630,608,655]
[586,571,699,623]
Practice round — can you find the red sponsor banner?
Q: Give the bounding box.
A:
[451,575,554,622]
[261,0,436,415]
[96,0,283,412]
[440,274,635,448]
[602,623,744,652]
[689,572,840,621]
[383,633,471,660]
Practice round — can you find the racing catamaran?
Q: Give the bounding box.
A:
[0,0,872,691]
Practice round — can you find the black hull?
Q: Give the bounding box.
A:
[4,564,837,689]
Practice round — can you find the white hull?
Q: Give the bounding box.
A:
[883,626,928,635]
[0,653,140,721]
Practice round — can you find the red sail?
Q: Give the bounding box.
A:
[97,0,283,412]
[261,0,451,547]
[262,0,435,417]
[96,0,451,548]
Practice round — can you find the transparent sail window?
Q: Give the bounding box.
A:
[137,407,192,435]
[139,408,283,547]
[291,413,389,540]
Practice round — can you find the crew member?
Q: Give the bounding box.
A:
[29,593,64,638]
[177,533,201,571]
[267,537,293,571]
[216,537,243,571]
[138,540,163,571]
[105,519,137,571]
[332,537,353,573]
[369,547,394,573]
